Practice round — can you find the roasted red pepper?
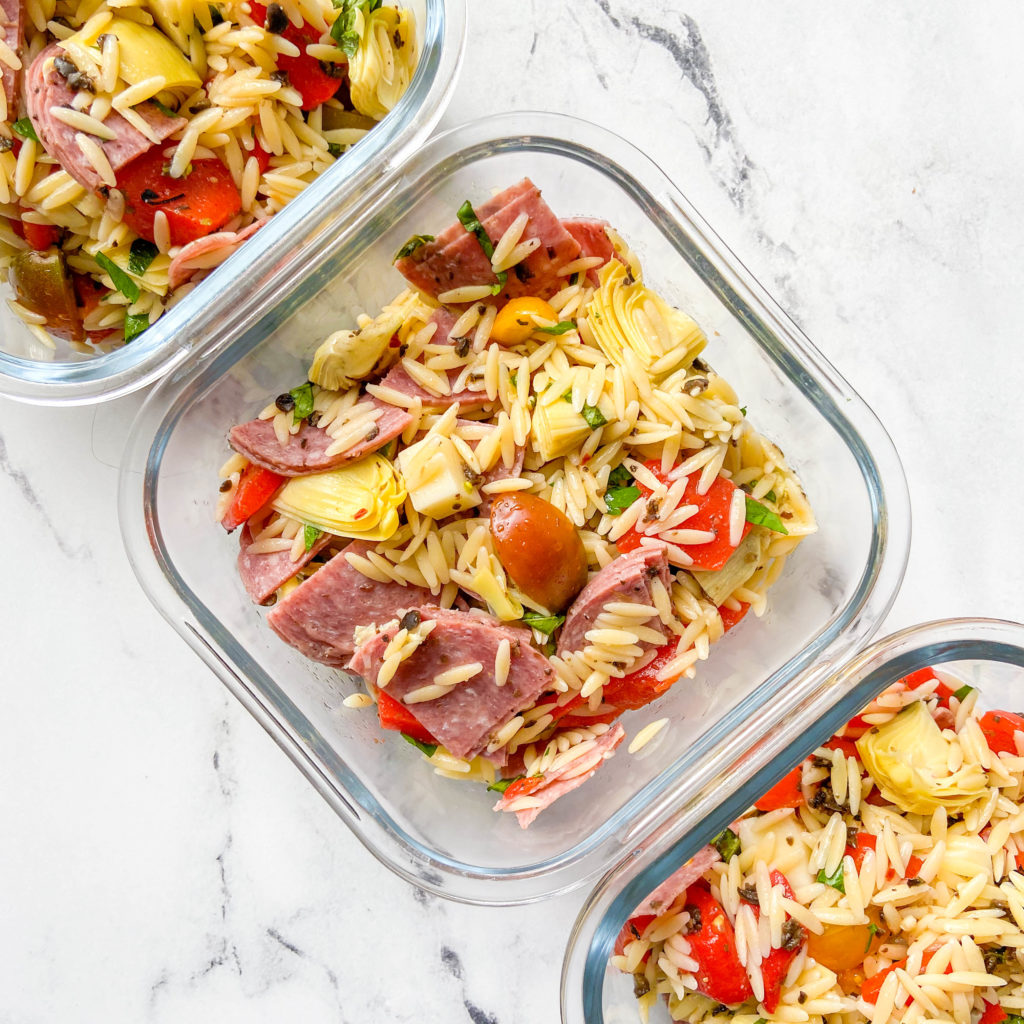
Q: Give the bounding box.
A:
[376,689,437,747]
[615,460,751,571]
[250,2,343,110]
[21,220,62,250]
[683,881,753,1005]
[979,710,1024,755]
[118,150,243,246]
[739,869,806,1013]
[755,765,805,812]
[718,601,750,632]
[613,913,657,959]
[220,463,286,531]
[980,1002,1007,1024]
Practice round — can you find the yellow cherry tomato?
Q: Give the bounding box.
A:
[490,297,559,345]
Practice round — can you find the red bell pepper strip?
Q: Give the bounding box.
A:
[979,710,1024,755]
[615,460,751,571]
[824,735,860,760]
[613,913,657,959]
[755,765,805,812]
[738,870,805,1013]
[220,463,286,531]
[861,944,946,1004]
[376,689,437,747]
[250,2,343,110]
[117,150,243,246]
[843,832,923,879]
[497,775,545,802]
[683,881,753,1005]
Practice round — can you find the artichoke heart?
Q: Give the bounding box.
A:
[271,454,404,542]
[469,558,523,622]
[66,16,201,93]
[144,0,208,79]
[856,700,987,815]
[584,261,706,380]
[309,290,431,391]
[349,7,418,121]
[531,368,614,463]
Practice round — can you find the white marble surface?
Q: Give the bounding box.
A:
[4,2,1024,1021]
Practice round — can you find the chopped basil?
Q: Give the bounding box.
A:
[127,238,159,277]
[865,921,880,953]
[605,485,640,515]
[1004,1014,1024,1024]
[94,251,140,302]
[509,370,518,388]
[151,98,178,118]
[327,141,343,158]
[712,827,740,862]
[521,611,565,636]
[289,381,315,420]
[303,524,322,551]
[486,776,522,794]
[608,463,634,488]
[953,684,974,702]
[765,489,778,503]
[740,406,748,416]
[568,272,580,286]
[745,496,788,535]
[816,863,845,893]
[536,320,576,335]
[330,0,382,56]
[401,733,437,757]
[395,233,435,260]
[12,117,38,142]
[539,639,557,657]
[581,404,606,429]
[456,199,507,291]
[208,3,224,25]
[123,311,149,342]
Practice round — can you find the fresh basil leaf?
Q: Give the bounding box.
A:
[605,485,640,515]
[745,496,788,535]
[327,141,343,158]
[456,198,507,292]
[12,117,38,142]
[537,320,575,335]
[765,489,777,503]
[395,233,434,260]
[581,404,606,428]
[127,238,158,277]
[303,524,322,551]
[1004,1014,1024,1024]
[289,381,315,420]
[540,639,557,657]
[865,922,880,953]
[521,611,565,636]
[486,776,522,794]
[740,406,748,416]
[561,389,573,403]
[123,311,149,342]
[509,371,518,388]
[816,864,845,893]
[94,251,140,302]
[608,463,634,488]
[151,98,178,118]
[953,684,974,702]
[401,733,437,757]
[712,827,740,862]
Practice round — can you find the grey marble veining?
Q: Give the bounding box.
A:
[3,2,1024,1022]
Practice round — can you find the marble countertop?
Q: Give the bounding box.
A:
[4,2,1024,1021]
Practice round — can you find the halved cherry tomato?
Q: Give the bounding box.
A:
[220,463,286,531]
[118,150,243,246]
[755,765,805,812]
[684,882,753,1004]
[615,460,751,571]
[250,2,343,110]
[979,710,1024,755]
[807,906,886,978]
[376,689,437,746]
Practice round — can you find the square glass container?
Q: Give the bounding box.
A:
[119,111,910,906]
[0,0,466,405]
[561,617,1024,1024]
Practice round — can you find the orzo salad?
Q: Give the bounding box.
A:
[612,667,1024,1024]
[0,0,417,353]
[214,178,817,827]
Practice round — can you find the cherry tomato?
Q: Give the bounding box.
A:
[807,907,886,975]
[489,493,588,612]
